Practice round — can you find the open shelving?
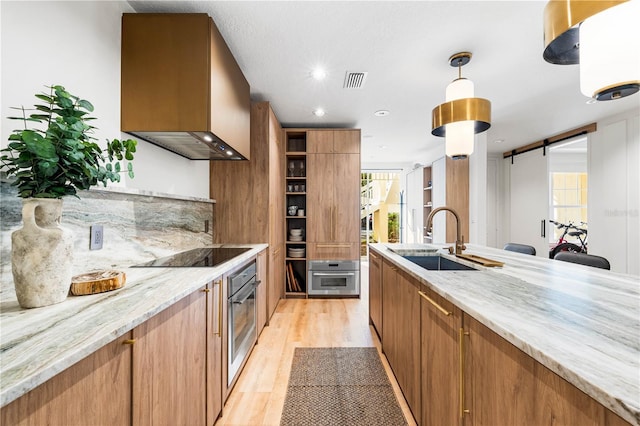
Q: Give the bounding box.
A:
[285,131,307,298]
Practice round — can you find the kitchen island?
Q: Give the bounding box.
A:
[370,243,639,426]
[0,243,267,423]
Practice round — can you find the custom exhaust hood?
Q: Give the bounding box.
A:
[121,13,250,160]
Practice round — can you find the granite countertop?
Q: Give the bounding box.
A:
[370,243,640,426]
[0,243,267,408]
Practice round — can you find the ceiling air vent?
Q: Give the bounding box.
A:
[343,71,368,89]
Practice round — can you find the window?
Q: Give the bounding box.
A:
[551,172,587,242]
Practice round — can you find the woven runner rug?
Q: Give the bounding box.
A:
[280,347,408,426]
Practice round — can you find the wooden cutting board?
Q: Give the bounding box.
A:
[456,254,504,267]
[70,270,126,295]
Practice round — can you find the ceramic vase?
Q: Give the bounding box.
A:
[11,198,74,308]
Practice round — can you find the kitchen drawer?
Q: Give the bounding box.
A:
[308,242,359,260]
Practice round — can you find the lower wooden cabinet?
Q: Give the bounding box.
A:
[368,250,382,338]
[1,280,227,426]
[0,333,133,426]
[420,287,461,426]
[132,286,207,426]
[257,250,268,336]
[381,260,421,422]
[380,262,632,426]
[465,315,618,426]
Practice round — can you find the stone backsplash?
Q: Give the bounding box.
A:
[1,180,214,289]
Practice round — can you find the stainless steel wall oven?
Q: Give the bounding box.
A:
[227,260,257,385]
[308,260,360,296]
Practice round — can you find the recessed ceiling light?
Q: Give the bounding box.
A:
[374,110,390,117]
[586,98,597,104]
[313,108,325,117]
[312,68,327,80]
[494,139,504,144]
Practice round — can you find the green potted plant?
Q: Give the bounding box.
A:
[1,84,137,308]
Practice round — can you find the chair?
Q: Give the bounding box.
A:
[553,252,611,270]
[503,243,536,256]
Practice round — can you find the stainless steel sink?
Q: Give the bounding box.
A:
[403,255,477,271]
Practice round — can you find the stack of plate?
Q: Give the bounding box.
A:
[289,229,303,242]
[287,248,305,258]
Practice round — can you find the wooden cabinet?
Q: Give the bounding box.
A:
[1,282,228,426]
[121,13,250,159]
[420,287,461,426]
[211,102,284,318]
[0,333,132,426]
[368,250,382,338]
[132,288,208,426]
[464,315,616,426]
[207,278,224,426]
[378,258,633,426]
[307,129,360,153]
[381,260,421,422]
[307,131,360,261]
[256,250,268,337]
[283,128,360,297]
[430,156,469,244]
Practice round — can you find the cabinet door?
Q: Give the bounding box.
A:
[270,246,284,317]
[307,130,333,153]
[256,250,268,336]
[207,278,224,426]
[133,289,207,426]
[381,261,421,421]
[307,153,334,243]
[334,153,360,249]
[368,251,382,338]
[1,334,132,426]
[465,315,605,426]
[308,242,358,260]
[333,130,360,153]
[420,288,461,426]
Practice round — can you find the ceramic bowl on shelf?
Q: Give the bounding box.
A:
[287,248,305,258]
[290,229,302,236]
[288,206,298,216]
[289,236,303,242]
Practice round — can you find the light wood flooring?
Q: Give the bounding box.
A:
[215,260,417,426]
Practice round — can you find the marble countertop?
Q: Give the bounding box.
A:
[0,243,267,407]
[370,243,640,426]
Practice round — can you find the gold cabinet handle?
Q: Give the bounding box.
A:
[418,291,451,316]
[216,279,223,337]
[370,253,379,259]
[459,328,470,418]
[123,339,136,345]
[202,288,211,293]
[317,244,351,248]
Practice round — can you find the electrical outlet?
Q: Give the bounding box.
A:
[90,225,104,250]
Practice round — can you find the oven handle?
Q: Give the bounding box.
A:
[232,281,260,305]
[312,272,356,277]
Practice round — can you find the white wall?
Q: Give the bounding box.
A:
[1,1,209,198]
[588,110,640,275]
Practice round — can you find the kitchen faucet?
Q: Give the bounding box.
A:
[426,206,466,255]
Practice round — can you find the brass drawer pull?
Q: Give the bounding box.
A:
[123,339,136,345]
[317,244,351,248]
[370,253,379,259]
[202,288,211,293]
[418,291,451,316]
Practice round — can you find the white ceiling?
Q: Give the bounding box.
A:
[127,0,639,165]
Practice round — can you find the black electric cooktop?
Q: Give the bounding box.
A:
[134,247,251,267]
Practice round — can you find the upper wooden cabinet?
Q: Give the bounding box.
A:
[307,130,360,154]
[121,13,250,159]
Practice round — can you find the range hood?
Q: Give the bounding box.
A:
[121,13,250,160]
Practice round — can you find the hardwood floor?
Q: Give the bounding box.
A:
[216,260,417,426]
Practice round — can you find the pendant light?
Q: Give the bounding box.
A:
[543,0,640,101]
[431,52,491,160]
